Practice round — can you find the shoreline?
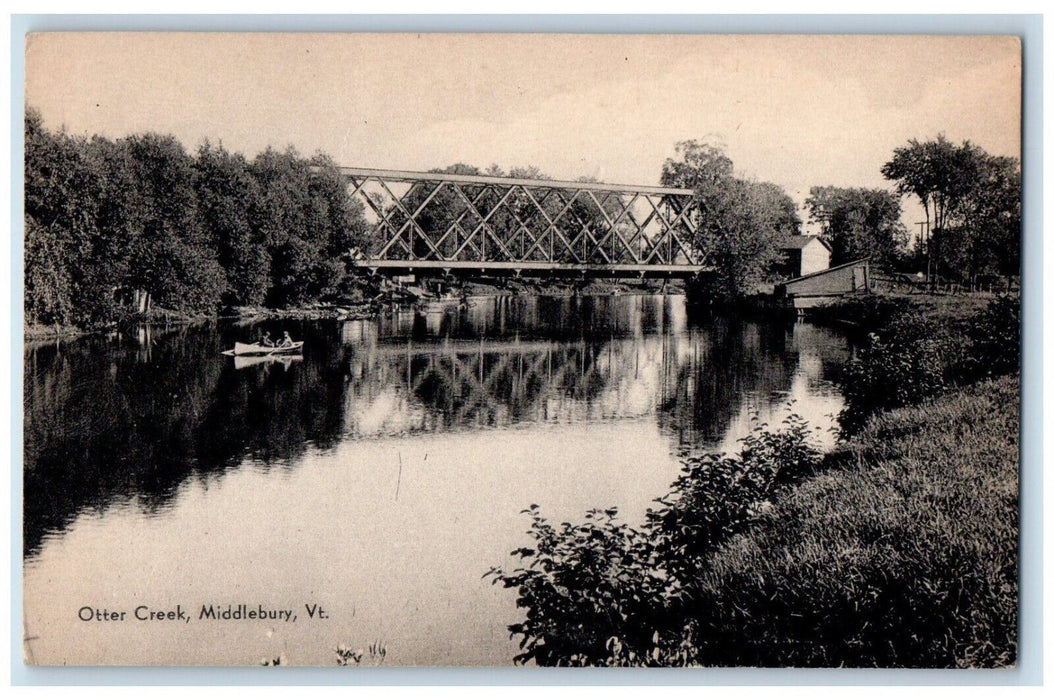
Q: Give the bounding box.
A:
[691,373,1019,667]
[21,287,691,342]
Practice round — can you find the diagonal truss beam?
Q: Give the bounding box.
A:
[342,168,705,272]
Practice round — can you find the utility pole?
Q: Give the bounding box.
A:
[915,221,931,283]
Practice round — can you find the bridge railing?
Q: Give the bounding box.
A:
[339,167,707,276]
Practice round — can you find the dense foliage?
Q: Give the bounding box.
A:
[838,294,1020,434]
[963,294,1021,378]
[24,108,369,327]
[805,186,909,267]
[660,140,801,302]
[487,414,823,666]
[838,313,955,434]
[882,135,1021,283]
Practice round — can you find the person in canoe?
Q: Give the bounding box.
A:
[259,331,274,347]
[278,331,295,348]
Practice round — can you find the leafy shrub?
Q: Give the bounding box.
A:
[649,414,822,579]
[485,506,669,666]
[959,294,1020,380]
[838,311,956,434]
[838,294,1020,435]
[487,415,822,666]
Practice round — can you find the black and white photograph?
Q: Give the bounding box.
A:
[20,30,1023,669]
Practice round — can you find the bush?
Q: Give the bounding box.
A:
[648,415,821,579]
[837,294,1020,435]
[486,415,822,666]
[839,312,954,434]
[959,294,1020,380]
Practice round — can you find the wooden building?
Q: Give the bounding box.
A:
[775,258,872,311]
[776,235,832,279]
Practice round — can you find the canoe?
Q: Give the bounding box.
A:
[223,341,304,357]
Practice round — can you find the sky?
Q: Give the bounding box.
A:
[25,33,1021,235]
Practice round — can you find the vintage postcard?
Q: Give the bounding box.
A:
[22,32,1021,667]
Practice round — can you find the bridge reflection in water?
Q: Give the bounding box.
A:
[23,294,851,665]
[23,295,849,560]
[334,295,847,451]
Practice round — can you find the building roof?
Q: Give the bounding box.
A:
[778,256,871,287]
[778,235,832,251]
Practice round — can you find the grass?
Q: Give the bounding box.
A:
[490,292,1020,667]
[884,291,996,327]
[688,375,1019,667]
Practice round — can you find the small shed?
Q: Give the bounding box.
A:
[777,235,832,279]
[776,258,872,311]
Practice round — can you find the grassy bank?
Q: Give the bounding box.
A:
[691,375,1018,667]
[807,292,996,332]
[490,292,1019,667]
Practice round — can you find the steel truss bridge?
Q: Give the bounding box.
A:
[340,167,708,279]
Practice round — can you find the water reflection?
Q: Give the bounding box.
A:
[23,295,850,665]
[24,296,850,558]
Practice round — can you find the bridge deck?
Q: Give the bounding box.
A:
[355,259,708,279]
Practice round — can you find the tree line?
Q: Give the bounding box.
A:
[661,135,1020,301]
[24,107,370,328]
[881,134,1021,285]
[25,107,1021,329]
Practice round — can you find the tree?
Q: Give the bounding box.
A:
[805,186,909,267]
[25,108,89,324]
[882,135,1020,283]
[306,152,370,258]
[120,133,226,312]
[194,142,270,306]
[250,147,367,305]
[940,154,1021,281]
[24,108,132,325]
[661,140,799,301]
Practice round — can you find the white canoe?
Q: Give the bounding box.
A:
[223,341,304,357]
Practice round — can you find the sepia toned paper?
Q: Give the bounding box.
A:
[22,32,1022,668]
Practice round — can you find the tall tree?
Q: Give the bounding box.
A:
[882,136,1020,282]
[24,108,93,324]
[195,141,270,306]
[661,140,798,301]
[250,147,367,305]
[120,133,226,312]
[805,186,909,266]
[934,153,1021,281]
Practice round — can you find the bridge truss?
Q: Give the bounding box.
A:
[340,167,707,278]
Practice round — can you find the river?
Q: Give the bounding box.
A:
[22,294,851,666]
